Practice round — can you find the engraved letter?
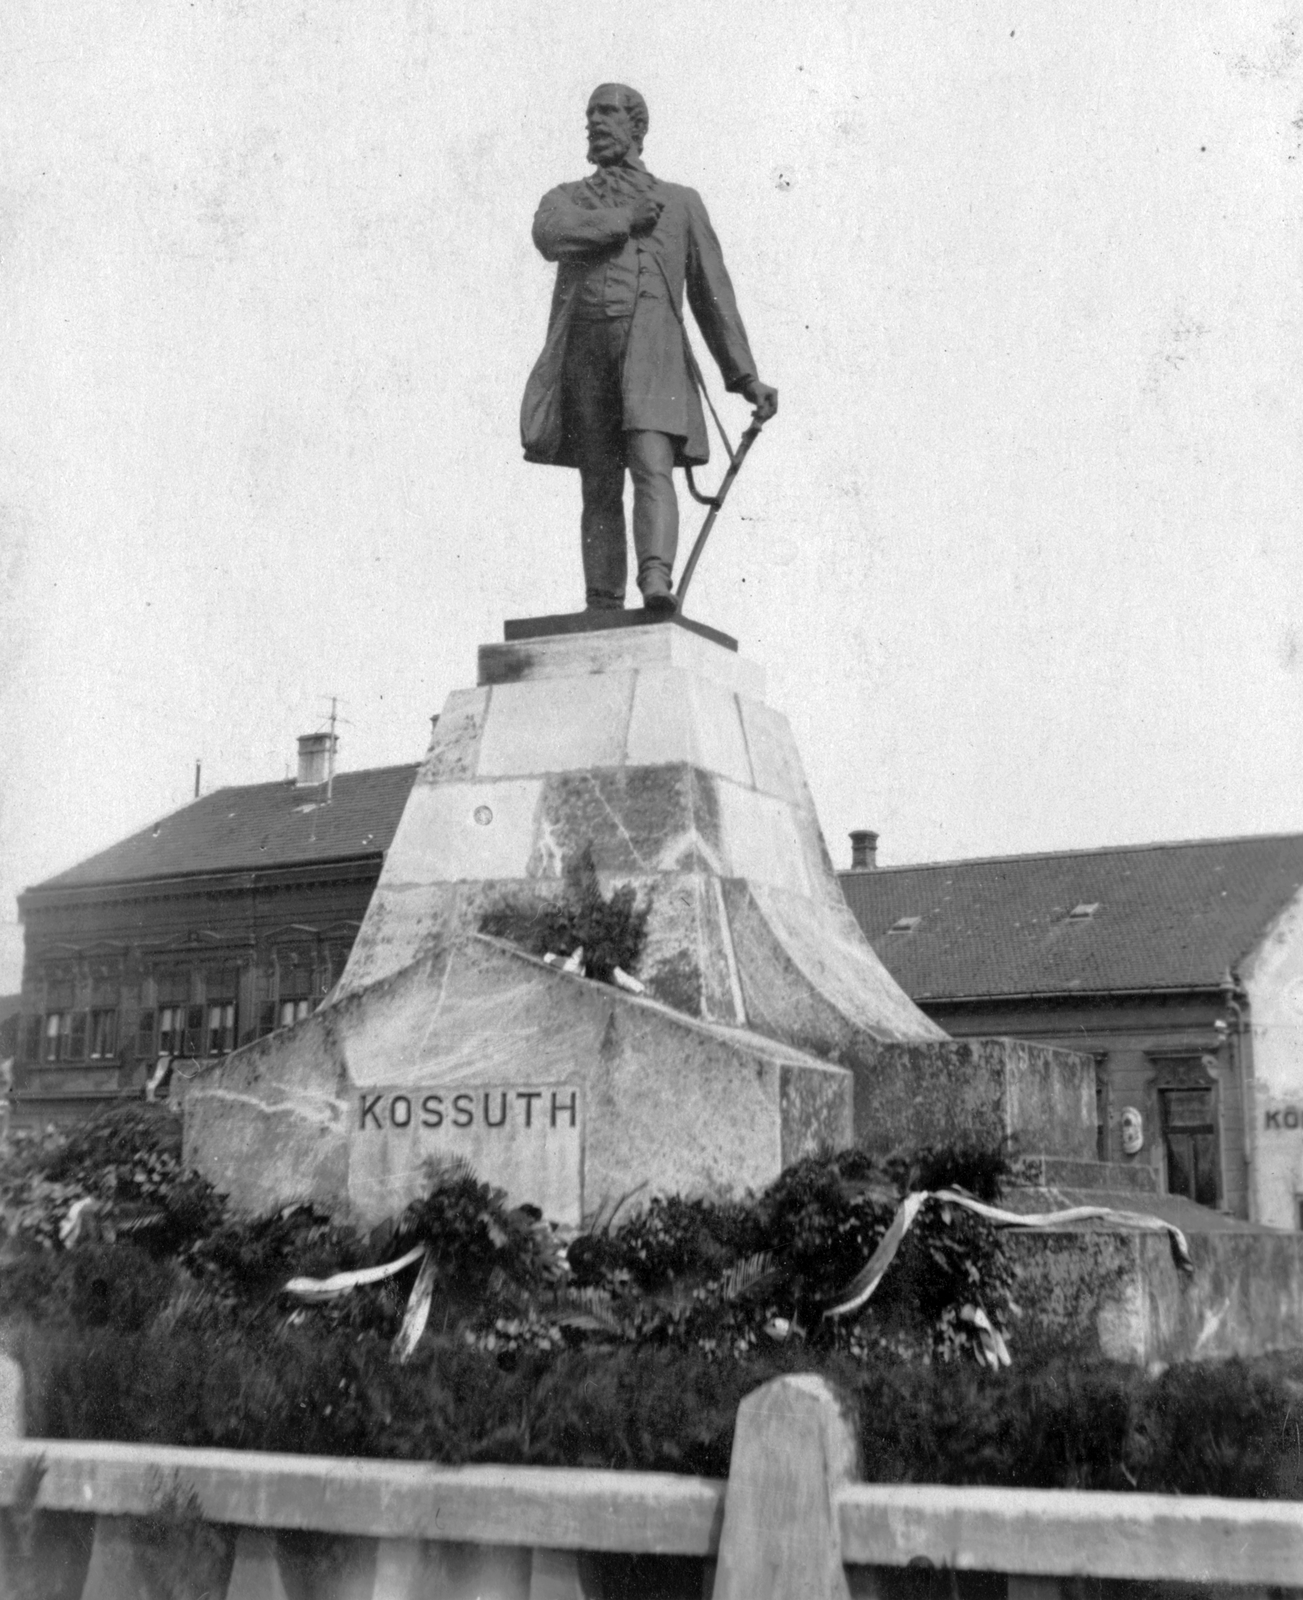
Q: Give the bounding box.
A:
[484,1091,507,1128]
[453,1092,474,1128]
[360,1094,384,1130]
[550,1088,578,1129]
[517,1089,543,1128]
[391,1094,412,1129]
[1266,1109,1282,1130]
[421,1094,444,1129]
[1287,1108,1300,1131]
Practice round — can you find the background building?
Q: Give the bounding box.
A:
[840,831,1303,1227]
[12,737,417,1129]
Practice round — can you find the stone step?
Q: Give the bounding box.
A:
[1004,1207,1301,1364]
[997,1184,1269,1232]
[1012,1154,1158,1194]
[856,1038,1099,1162]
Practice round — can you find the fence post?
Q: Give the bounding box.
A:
[1007,1582,1065,1600]
[226,1527,291,1600]
[0,1356,25,1597]
[79,1516,163,1600]
[530,1546,601,1599]
[0,1351,24,1441]
[712,1374,858,1600]
[370,1537,428,1597]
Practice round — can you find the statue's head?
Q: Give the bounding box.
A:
[586,83,649,167]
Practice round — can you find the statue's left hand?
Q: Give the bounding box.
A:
[744,379,778,424]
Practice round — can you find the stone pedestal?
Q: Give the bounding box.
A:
[185,615,931,1225]
[337,615,942,1062]
[180,611,1303,1365]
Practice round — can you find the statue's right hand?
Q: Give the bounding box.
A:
[629,196,664,236]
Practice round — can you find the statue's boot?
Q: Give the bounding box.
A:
[640,564,677,612]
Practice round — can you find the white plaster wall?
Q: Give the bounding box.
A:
[1241,885,1303,1230]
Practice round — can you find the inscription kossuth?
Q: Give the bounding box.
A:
[358,1087,579,1134]
[350,1083,584,1225]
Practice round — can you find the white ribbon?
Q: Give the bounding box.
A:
[823,1188,1192,1322]
[283,1244,426,1303]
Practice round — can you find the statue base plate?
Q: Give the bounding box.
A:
[503,609,737,651]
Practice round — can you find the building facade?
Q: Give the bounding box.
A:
[840,832,1303,1227]
[12,740,417,1128]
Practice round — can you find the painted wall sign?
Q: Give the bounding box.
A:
[1264,1107,1303,1130]
[348,1082,584,1225]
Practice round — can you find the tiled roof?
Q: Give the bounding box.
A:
[839,834,1303,1000]
[30,764,420,892]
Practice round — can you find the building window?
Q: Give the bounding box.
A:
[43,1013,69,1062]
[278,998,313,1028]
[158,1005,208,1056]
[39,1010,94,1062]
[66,1011,87,1062]
[1161,1087,1219,1208]
[206,1003,235,1055]
[88,1010,117,1060]
[22,1016,43,1063]
[137,1011,156,1056]
[158,1007,185,1055]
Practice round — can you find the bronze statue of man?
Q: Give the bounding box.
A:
[521,84,778,613]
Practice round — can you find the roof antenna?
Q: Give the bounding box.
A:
[194,759,202,799]
[327,697,338,804]
[319,694,352,805]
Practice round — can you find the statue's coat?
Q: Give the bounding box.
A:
[521,176,759,469]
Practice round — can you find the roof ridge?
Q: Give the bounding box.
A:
[198,759,422,801]
[843,830,1303,874]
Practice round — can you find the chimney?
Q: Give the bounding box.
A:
[849,829,879,871]
[296,732,337,788]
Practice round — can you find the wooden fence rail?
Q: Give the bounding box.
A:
[0,1376,1300,1598]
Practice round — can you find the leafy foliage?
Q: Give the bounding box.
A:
[0,1105,222,1256]
[185,1202,377,1320]
[0,1111,1297,1497]
[1128,1358,1290,1497]
[555,1147,1018,1366]
[479,846,650,983]
[16,1311,1300,1496]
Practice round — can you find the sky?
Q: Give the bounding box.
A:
[2,1,1302,992]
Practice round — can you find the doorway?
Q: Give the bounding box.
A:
[1160,1085,1219,1207]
